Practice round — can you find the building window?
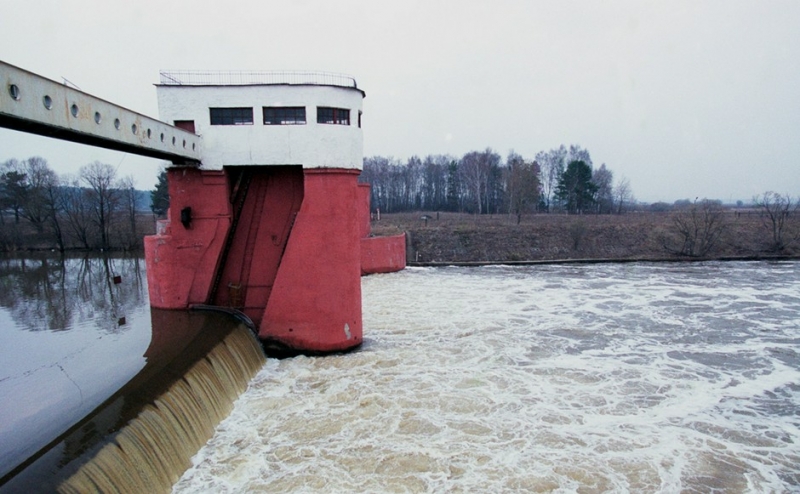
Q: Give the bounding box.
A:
[317,107,350,125]
[174,120,196,133]
[209,107,253,125]
[263,107,306,125]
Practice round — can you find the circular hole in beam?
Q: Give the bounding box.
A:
[114,118,121,130]
[160,133,165,142]
[94,112,102,124]
[172,136,176,145]
[147,128,152,139]
[182,139,186,148]
[8,84,21,100]
[192,143,196,151]
[43,95,53,109]
[131,124,138,134]
[70,104,79,117]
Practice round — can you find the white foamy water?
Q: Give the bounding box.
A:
[174,261,800,493]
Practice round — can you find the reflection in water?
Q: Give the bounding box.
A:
[0,254,152,482]
[0,254,266,493]
[0,254,146,333]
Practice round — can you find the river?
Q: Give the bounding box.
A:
[174,261,800,492]
[0,255,152,481]
[2,257,799,492]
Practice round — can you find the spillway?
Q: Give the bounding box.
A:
[1,302,265,494]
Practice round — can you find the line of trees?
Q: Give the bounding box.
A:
[1,157,149,252]
[661,193,800,257]
[359,144,635,220]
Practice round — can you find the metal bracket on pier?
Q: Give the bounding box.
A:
[0,61,201,164]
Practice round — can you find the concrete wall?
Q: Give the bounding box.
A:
[156,84,364,170]
[361,234,407,275]
[145,168,232,309]
[260,169,363,352]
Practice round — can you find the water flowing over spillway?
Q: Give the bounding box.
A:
[174,261,800,492]
[0,256,267,492]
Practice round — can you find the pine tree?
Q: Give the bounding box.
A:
[150,170,169,217]
[555,160,597,214]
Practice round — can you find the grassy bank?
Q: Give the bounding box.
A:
[371,211,800,264]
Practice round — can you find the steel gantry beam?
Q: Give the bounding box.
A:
[0,61,201,164]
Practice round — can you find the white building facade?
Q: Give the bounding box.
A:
[155,71,364,170]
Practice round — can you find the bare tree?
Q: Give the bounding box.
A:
[420,156,445,210]
[404,156,423,210]
[566,144,592,168]
[460,149,498,215]
[664,199,727,257]
[446,158,462,212]
[41,169,66,252]
[592,164,614,214]
[613,177,635,214]
[753,191,799,252]
[80,162,121,249]
[506,151,540,223]
[119,175,140,249]
[361,155,403,213]
[20,157,58,233]
[535,146,566,212]
[61,175,93,249]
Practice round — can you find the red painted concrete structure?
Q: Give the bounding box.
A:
[145,167,375,353]
[144,71,405,354]
[356,184,407,275]
[361,234,407,275]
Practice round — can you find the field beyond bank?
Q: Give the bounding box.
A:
[371,211,800,264]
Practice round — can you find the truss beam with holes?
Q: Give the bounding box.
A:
[0,61,201,164]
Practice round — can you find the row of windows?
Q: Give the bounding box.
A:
[209,107,253,126]
[316,107,349,125]
[209,106,359,127]
[264,107,306,125]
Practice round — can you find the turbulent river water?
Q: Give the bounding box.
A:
[171,261,800,493]
[1,258,798,492]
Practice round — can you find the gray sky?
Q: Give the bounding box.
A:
[2,0,799,203]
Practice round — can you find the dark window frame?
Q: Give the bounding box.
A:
[173,120,196,133]
[209,107,254,126]
[317,106,350,125]
[263,106,307,125]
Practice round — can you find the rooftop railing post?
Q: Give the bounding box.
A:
[158,70,358,89]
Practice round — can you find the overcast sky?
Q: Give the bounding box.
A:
[2,0,799,202]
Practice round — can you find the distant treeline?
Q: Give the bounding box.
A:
[359,145,635,218]
[1,157,154,252]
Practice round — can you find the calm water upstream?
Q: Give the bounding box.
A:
[175,261,800,493]
[0,255,152,480]
[2,257,800,492]
[0,254,262,493]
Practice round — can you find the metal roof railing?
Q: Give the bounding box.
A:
[159,70,358,89]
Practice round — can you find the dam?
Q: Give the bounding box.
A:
[0,62,405,491]
[3,61,800,492]
[1,61,406,356]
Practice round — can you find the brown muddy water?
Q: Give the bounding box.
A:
[2,256,799,492]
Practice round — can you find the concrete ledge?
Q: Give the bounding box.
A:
[361,234,407,275]
[407,254,800,268]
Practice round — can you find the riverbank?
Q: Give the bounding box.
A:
[0,213,155,252]
[370,211,800,264]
